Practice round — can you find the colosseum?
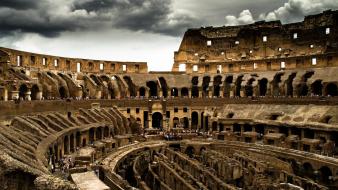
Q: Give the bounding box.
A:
[0,9,337,190]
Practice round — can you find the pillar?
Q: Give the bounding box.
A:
[25,90,31,101]
[95,90,102,99]
[10,90,19,100]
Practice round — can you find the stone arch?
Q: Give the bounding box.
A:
[31,84,41,100]
[2,170,37,190]
[185,146,195,158]
[223,75,233,97]
[59,86,67,99]
[139,87,146,97]
[76,131,81,147]
[152,112,163,129]
[319,166,333,184]
[104,126,109,138]
[64,135,69,154]
[297,71,314,97]
[89,128,95,143]
[235,75,244,97]
[181,87,189,97]
[272,72,284,96]
[147,81,158,98]
[159,77,168,98]
[182,117,189,129]
[171,88,178,97]
[213,75,222,97]
[173,117,179,128]
[311,80,323,96]
[191,112,198,130]
[245,78,255,97]
[212,121,218,131]
[302,162,314,179]
[324,83,338,96]
[191,76,199,98]
[123,76,137,97]
[233,123,241,134]
[19,83,28,100]
[202,76,211,97]
[258,78,268,96]
[96,127,102,140]
[286,72,297,97]
[70,133,74,152]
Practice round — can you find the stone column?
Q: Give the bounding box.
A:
[208,90,212,97]
[25,90,31,101]
[10,90,19,100]
[36,91,43,100]
[95,90,102,99]
[148,113,152,128]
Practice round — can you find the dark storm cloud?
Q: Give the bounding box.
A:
[0,0,199,38]
[0,0,40,10]
[73,0,200,36]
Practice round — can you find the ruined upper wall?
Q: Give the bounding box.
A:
[0,47,148,74]
[173,10,338,74]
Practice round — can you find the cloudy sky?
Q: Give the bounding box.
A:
[0,0,337,71]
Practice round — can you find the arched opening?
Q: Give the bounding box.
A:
[213,75,222,97]
[311,80,323,96]
[258,78,268,96]
[200,112,204,130]
[204,116,209,131]
[3,170,37,190]
[182,117,189,129]
[319,166,332,184]
[297,71,314,97]
[223,75,233,97]
[123,76,137,97]
[152,112,163,129]
[173,117,179,128]
[212,121,218,131]
[171,88,178,97]
[245,78,255,97]
[146,81,158,97]
[235,75,244,97]
[302,162,314,179]
[139,87,146,97]
[70,134,74,152]
[325,83,338,96]
[191,76,199,98]
[219,123,224,132]
[19,84,28,100]
[89,128,95,144]
[64,136,69,155]
[286,73,297,97]
[233,123,241,134]
[104,126,109,138]
[59,86,67,99]
[243,124,252,132]
[185,146,195,158]
[272,73,284,96]
[96,127,102,140]
[76,132,81,147]
[31,84,40,100]
[181,87,189,97]
[159,77,168,98]
[202,76,210,97]
[191,112,198,130]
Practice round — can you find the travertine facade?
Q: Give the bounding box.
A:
[0,10,337,190]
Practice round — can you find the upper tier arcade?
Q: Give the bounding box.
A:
[173,10,338,74]
[0,47,148,74]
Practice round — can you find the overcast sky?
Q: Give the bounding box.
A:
[0,0,337,71]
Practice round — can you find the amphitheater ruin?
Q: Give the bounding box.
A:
[0,9,337,190]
